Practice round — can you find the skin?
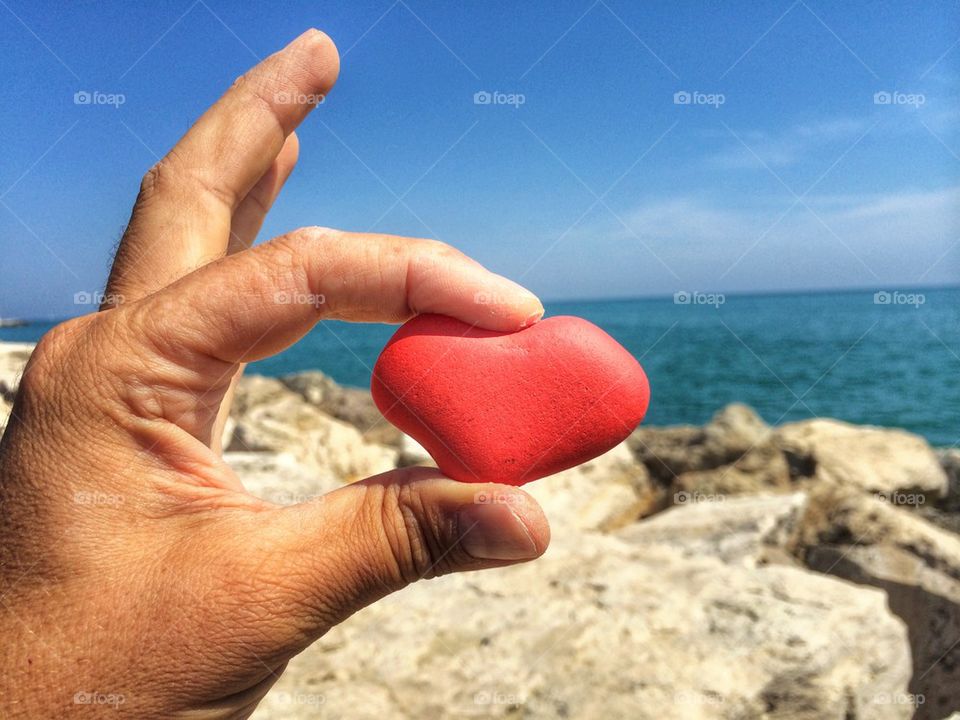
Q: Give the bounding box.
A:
[0,30,551,719]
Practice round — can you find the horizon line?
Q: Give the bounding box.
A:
[3,281,959,324]
[541,281,960,305]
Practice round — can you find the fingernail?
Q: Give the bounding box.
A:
[458,502,540,561]
[520,310,543,328]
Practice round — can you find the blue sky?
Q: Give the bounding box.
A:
[0,0,957,319]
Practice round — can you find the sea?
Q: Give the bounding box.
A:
[3,287,957,447]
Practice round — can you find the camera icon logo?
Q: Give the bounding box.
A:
[673,91,691,105]
[474,90,492,105]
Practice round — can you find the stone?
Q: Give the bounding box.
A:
[703,402,772,456]
[628,403,775,484]
[791,484,960,718]
[619,492,808,566]
[0,342,34,402]
[252,534,912,720]
[676,441,791,497]
[775,419,948,500]
[225,451,342,504]
[937,448,960,512]
[525,441,662,532]
[281,371,402,448]
[230,376,397,483]
[627,423,706,481]
[396,433,435,468]
[371,314,649,486]
[0,395,11,438]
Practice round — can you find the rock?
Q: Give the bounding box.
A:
[792,485,960,718]
[775,419,948,500]
[0,342,34,402]
[525,441,663,532]
[397,433,435,468]
[676,441,791,497]
[253,534,912,720]
[0,395,11,438]
[618,492,808,566]
[230,376,398,483]
[231,374,290,414]
[225,451,342,504]
[281,371,402,448]
[703,402,772,455]
[627,423,704,481]
[628,404,775,483]
[937,448,960,512]
[628,404,791,502]
[219,413,236,453]
[919,449,960,534]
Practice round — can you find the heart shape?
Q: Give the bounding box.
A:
[371,314,650,485]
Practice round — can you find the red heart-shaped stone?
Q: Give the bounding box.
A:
[371,314,650,485]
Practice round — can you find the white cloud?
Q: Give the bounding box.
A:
[709,116,874,169]
[526,186,960,299]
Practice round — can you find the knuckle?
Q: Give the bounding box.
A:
[21,317,89,392]
[263,234,311,289]
[138,157,173,202]
[418,238,456,257]
[13,316,108,425]
[138,151,235,210]
[363,477,464,586]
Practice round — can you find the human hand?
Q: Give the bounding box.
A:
[0,29,549,719]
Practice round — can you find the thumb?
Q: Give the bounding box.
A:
[257,467,549,641]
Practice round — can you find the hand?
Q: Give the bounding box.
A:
[0,30,549,719]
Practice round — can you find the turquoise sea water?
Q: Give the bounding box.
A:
[4,287,958,446]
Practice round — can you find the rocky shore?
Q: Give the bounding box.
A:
[1,342,958,719]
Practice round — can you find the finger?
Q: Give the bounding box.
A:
[135,226,543,362]
[122,227,542,444]
[250,469,550,648]
[209,132,299,452]
[228,132,300,253]
[106,29,339,303]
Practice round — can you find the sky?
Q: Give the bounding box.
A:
[0,0,958,319]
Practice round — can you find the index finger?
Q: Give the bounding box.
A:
[133,227,544,365]
[106,30,340,301]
